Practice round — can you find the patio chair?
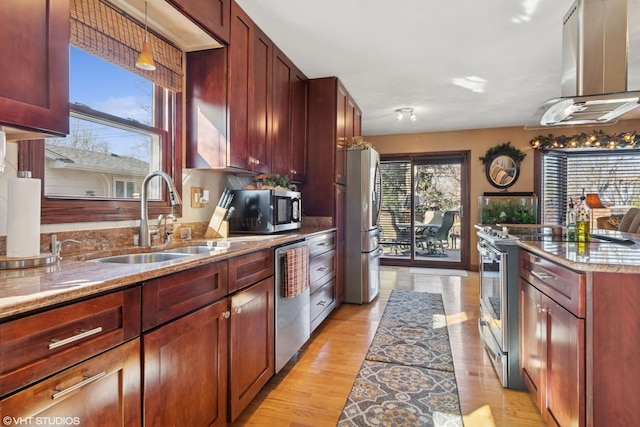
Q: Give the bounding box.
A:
[417,210,456,255]
[380,210,411,254]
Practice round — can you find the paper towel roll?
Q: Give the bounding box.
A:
[6,172,41,258]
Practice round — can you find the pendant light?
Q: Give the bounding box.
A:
[136,1,156,71]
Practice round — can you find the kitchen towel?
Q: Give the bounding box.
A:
[6,172,41,258]
[283,245,310,298]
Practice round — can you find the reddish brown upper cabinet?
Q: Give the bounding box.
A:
[166,0,231,44]
[305,77,362,216]
[185,49,228,169]
[228,1,272,173]
[272,47,308,182]
[0,0,69,136]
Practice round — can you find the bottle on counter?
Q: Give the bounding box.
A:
[576,189,590,242]
[566,197,577,241]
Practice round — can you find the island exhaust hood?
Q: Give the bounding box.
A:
[525,0,640,129]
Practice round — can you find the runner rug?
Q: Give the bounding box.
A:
[337,291,464,426]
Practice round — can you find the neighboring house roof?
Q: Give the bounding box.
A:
[45,145,149,175]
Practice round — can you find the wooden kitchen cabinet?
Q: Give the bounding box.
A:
[185,48,228,169]
[142,262,229,426]
[519,250,586,427]
[0,0,69,136]
[0,287,140,397]
[166,0,231,43]
[142,261,228,331]
[228,276,275,421]
[272,46,308,182]
[305,77,360,306]
[308,231,337,330]
[305,77,362,216]
[228,1,272,173]
[143,299,229,427]
[1,338,141,427]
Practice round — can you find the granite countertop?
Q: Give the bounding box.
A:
[517,229,640,274]
[0,226,335,321]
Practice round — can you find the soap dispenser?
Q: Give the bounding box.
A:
[576,189,590,242]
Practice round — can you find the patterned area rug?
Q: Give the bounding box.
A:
[338,291,463,426]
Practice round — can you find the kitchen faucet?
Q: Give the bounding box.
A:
[140,171,182,247]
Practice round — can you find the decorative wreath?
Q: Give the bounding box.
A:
[479,142,526,165]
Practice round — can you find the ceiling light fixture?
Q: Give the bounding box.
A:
[136,1,156,71]
[395,108,416,122]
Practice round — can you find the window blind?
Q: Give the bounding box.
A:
[542,150,640,223]
[71,0,183,93]
[380,160,412,246]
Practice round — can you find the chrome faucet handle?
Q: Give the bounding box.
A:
[51,234,82,261]
[163,213,177,244]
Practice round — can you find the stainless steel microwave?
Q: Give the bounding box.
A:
[228,189,302,234]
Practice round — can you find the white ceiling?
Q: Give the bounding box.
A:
[235,0,576,136]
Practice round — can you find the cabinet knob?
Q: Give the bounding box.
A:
[535,303,548,314]
[221,311,231,319]
[290,169,297,175]
[234,307,242,314]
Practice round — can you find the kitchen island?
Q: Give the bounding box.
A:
[517,232,640,427]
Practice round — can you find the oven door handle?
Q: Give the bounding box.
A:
[478,319,502,362]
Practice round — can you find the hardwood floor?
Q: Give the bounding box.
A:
[232,266,545,426]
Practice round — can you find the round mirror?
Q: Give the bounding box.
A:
[486,154,520,189]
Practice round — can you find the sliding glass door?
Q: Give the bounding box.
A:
[379,153,469,270]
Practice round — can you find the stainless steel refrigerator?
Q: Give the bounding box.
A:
[345,147,383,304]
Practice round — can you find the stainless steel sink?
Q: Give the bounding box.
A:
[162,242,248,254]
[161,245,226,255]
[93,252,190,264]
[90,241,247,264]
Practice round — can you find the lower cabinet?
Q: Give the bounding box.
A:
[143,299,229,427]
[1,338,141,426]
[520,279,585,427]
[228,276,275,421]
[519,250,586,427]
[307,231,337,331]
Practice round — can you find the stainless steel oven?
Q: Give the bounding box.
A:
[476,226,525,390]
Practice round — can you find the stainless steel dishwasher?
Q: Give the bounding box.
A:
[274,240,311,373]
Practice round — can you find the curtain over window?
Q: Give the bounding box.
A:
[71,0,183,92]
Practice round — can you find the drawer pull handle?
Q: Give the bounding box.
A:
[317,267,328,272]
[317,300,327,306]
[530,270,553,282]
[52,371,106,400]
[49,327,103,350]
[316,242,326,246]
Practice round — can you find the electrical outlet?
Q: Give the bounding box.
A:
[191,187,204,208]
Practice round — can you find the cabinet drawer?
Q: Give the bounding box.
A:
[228,249,274,293]
[143,262,228,330]
[0,287,141,396]
[1,338,141,426]
[309,249,335,286]
[310,278,335,323]
[520,250,586,318]
[307,232,336,258]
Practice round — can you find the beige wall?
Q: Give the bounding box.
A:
[366,118,640,266]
